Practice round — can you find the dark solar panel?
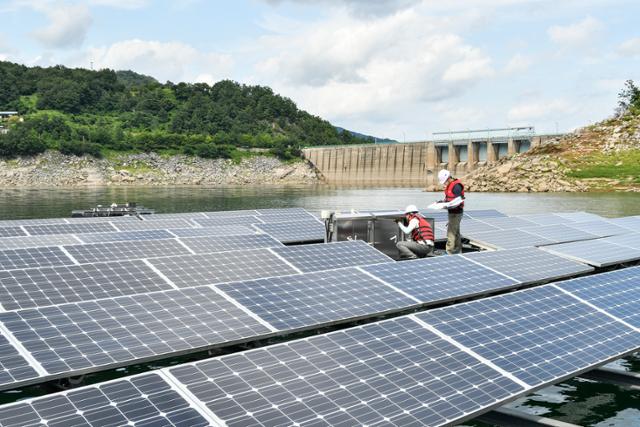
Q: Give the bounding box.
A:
[0,260,173,310]
[113,219,195,231]
[255,220,325,243]
[0,246,74,271]
[462,247,593,284]
[0,227,27,238]
[24,223,117,236]
[0,287,273,376]
[271,240,392,272]
[146,249,299,288]
[362,255,518,303]
[0,334,41,389]
[219,268,417,330]
[541,240,640,267]
[179,234,283,254]
[63,239,192,264]
[168,316,524,427]
[417,285,640,387]
[76,229,175,244]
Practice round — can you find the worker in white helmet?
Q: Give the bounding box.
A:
[436,169,465,254]
[395,205,435,259]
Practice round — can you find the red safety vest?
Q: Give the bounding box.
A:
[407,213,434,242]
[444,178,465,210]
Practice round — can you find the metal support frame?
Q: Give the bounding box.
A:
[579,366,640,390]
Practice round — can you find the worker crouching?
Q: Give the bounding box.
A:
[396,205,434,259]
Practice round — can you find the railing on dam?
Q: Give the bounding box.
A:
[302,134,563,187]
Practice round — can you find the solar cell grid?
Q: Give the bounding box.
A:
[0,235,81,251]
[555,267,640,329]
[146,249,299,288]
[256,207,310,215]
[515,213,573,226]
[563,220,630,237]
[0,246,74,271]
[463,209,508,219]
[112,219,195,231]
[467,229,555,249]
[219,268,417,330]
[169,316,523,427]
[0,227,27,238]
[257,212,318,224]
[140,212,206,220]
[272,240,393,272]
[459,219,500,235]
[420,210,449,222]
[0,260,173,311]
[462,247,593,284]
[63,239,192,264]
[254,220,325,243]
[192,216,261,227]
[555,212,605,222]
[0,218,66,227]
[168,225,257,237]
[541,240,640,267]
[76,229,175,244]
[417,285,640,387]
[362,255,519,303]
[24,222,117,236]
[0,286,273,376]
[606,216,640,231]
[0,372,212,427]
[481,216,538,230]
[0,334,40,387]
[520,224,599,244]
[179,234,283,254]
[203,209,260,217]
[601,232,640,250]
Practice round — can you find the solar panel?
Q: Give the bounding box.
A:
[0,235,81,251]
[417,285,640,387]
[0,260,174,311]
[179,234,283,254]
[420,210,449,222]
[564,220,631,237]
[271,240,392,273]
[521,224,600,244]
[601,232,640,250]
[0,333,41,388]
[146,249,299,288]
[0,286,273,376]
[192,216,260,227]
[0,218,66,227]
[168,225,257,237]
[256,207,310,215]
[541,240,640,267]
[555,267,640,329]
[219,268,417,330]
[0,246,74,271]
[606,215,640,231]
[0,372,213,426]
[255,220,325,243]
[466,229,555,250]
[112,219,195,231]
[462,247,593,284]
[463,209,508,219]
[24,222,117,236]
[481,216,538,229]
[459,219,500,235]
[515,213,573,226]
[0,227,27,238]
[76,229,175,244]
[140,212,206,220]
[168,316,524,427]
[555,211,605,222]
[362,255,518,303]
[203,209,260,217]
[256,212,318,224]
[63,239,192,264]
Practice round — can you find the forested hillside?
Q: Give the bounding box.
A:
[0,61,370,159]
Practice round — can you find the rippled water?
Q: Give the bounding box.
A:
[0,185,638,426]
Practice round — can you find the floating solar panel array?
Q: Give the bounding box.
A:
[601,232,640,250]
[606,215,640,230]
[466,229,555,250]
[0,235,81,251]
[203,209,260,217]
[0,246,74,270]
[179,234,283,254]
[24,222,117,236]
[113,218,196,231]
[0,227,27,238]
[167,225,257,237]
[63,239,193,264]
[541,240,640,267]
[464,209,508,219]
[520,224,600,244]
[75,229,175,244]
[254,219,325,243]
[515,213,573,226]
[564,220,631,237]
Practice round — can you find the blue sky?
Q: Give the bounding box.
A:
[1,0,639,140]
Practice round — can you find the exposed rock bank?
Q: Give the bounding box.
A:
[0,152,320,187]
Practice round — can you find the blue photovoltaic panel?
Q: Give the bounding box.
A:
[466,229,555,250]
[0,246,74,271]
[541,240,640,267]
[459,219,500,235]
[601,232,640,250]
[24,222,117,236]
[563,220,630,237]
[0,286,273,377]
[147,249,299,288]
[482,216,538,230]
[256,207,310,215]
[516,213,573,226]
[462,247,593,284]
[63,239,192,264]
[219,268,417,330]
[0,373,211,426]
[417,285,640,387]
[420,210,449,222]
[0,260,174,310]
[0,333,40,388]
[204,209,260,217]
[76,229,175,244]
[0,235,80,251]
[272,240,392,272]
[192,216,261,227]
[113,219,195,231]
[362,255,518,303]
[168,316,524,427]
[521,224,599,244]
[257,212,318,224]
[463,209,508,219]
[168,226,257,237]
[555,212,605,222]
[0,227,27,238]
[555,267,640,328]
[255,220,325,243]
[179,234,283,254]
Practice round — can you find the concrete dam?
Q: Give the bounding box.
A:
[302,133,560,188]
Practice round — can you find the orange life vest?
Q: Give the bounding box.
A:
[444,178,465,211]
[407,213,434,242]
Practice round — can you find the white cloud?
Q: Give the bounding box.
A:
[617,37,640,58]
[263,0,421,17]
[507,98,575,122]
[504,53,533,74]
[31,2,92,48]
[89,0,149,9]
[547,16,602,47]
[82,39,234,83]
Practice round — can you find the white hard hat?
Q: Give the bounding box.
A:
[404,204,418,214]
[438,169,451,185]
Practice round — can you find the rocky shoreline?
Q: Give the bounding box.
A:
[0,151,321,187]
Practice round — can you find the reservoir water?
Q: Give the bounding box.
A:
[0,185,638,426]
